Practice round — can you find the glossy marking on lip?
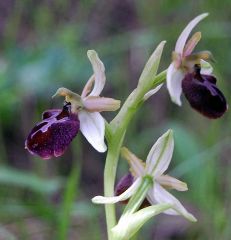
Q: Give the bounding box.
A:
[25,103,80,159]
[182,65,227,119]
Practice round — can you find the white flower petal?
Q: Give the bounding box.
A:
[146,129,174,177]
[156,175,188,191]
[143,84,163,101]
[200,59,213,75]
[92,177,142,204]
[153,183,197,222]
[121,147,145,177]
[79,111,107,152]
[87,50,106,96]
[167,62,184,106]
[175,13,208,55]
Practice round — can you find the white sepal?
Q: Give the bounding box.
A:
[200,59,213,75]
[156,175,188,191]
[78,111,107,152]
[153,183,197,222]
[87,50,106,96]
[175,13,209,54]
[166,63,184,106]
[92,177,142,204]
[143,84,163,101]
[111,203,171,240]
[146,129,174,177]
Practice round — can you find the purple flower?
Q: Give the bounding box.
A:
[182,65,227,118]
[25,103,80,159]
[53,50,120,153]
[166,13,227,118]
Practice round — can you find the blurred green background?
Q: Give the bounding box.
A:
[0,0,230,239]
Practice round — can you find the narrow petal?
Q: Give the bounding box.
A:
[146,130,174,177]
[78,111,107,152]
[143,84,163,101]
[200,59,213,75]
[81,75,94,98]
[153,183,197,222]
[156,175,188,191]
[92,177,142,204]
[183,32,201,57]
[83,96,120,112]
[121,147,145,177]
[175,13,208,55]
[166,63,184,106]
[87,50,106,96]
[111,203,171,240]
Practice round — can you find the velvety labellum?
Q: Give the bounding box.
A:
[182,71,227,119]
[25,104,80,159]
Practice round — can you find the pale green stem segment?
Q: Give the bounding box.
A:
[104,69,167,240]
[123,175,153,216]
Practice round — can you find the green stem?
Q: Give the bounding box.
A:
[103,70,167,239]
[104,131,125,240]
[123,176,153,216]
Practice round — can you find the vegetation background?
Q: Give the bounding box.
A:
[0,0,230,239]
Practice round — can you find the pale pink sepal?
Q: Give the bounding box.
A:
[175,13,209,55]
[83,96,121,112]
[87,50,106,97]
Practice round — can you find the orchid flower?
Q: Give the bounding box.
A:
[25,50,120,158]
[166,13,227,118]
[92,129,196,222]
[167,13,211,106]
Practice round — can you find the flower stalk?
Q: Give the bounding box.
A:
[103,42,167,239]
[25,13,227,240]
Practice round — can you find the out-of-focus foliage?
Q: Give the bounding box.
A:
[0,0,230,239]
